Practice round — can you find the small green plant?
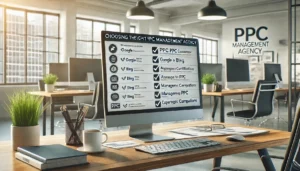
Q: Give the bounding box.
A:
[201,74,216,84]
[43,74,58,84]
[6,91,47,127]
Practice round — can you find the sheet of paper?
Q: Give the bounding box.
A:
[169,127,269,137]
[103,140,140,149]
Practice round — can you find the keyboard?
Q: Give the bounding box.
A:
[135,138,221,155]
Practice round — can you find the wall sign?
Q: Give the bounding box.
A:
[233,26,269,55]
[101,31,202,115]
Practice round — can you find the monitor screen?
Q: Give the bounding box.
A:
[200,64,222,82]
[49,63,68,81]
[101,31,202,115]
[264,63,282,81]
[69,58,102,82]
[226,58,250,82]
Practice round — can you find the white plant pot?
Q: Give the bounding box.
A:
[203,84,214,92]
[11,125,40,151]
[45,84,55,92]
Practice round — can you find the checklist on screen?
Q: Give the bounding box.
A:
[101,31,202,113]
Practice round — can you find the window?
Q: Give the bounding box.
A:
[0,7,59,84]
[159,30,173,37]
[193,36,218,64]
[130,25,136,33]
[76,18,121,59]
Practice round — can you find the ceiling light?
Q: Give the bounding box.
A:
[198,0,227,20]
[126,0,155,20]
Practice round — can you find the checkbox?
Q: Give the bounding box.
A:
[122,76,126,80]
[154,92,161,99]
[121,58,125,61]
[152,47,158,54]
[153,65,159,72]
[155,101,161,107]
[123,104,128,108]
[121,67,125,71]
[152,56,159,63]
[122,86,126,90]
[153,74,160,81]
[154,83,160,89]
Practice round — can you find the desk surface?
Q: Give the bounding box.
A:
[0,121,290,171]
[29,90,94,97]
[202,87,296,97]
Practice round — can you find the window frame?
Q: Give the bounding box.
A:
[130,25,136,33]
[75,17,121,59]
[159,30,174,37]
[192,35,218,64]
[0,5,60,85]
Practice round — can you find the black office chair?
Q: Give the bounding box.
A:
[78,82,105,129]
[227,80,277,126]
[213,97,300,171]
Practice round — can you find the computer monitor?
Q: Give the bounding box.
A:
[69,58,102,82]
[226,58,252,89]
[48,63,68,81]
[264,63,282,82]
[101,31,203,142]
[200,64,222,82]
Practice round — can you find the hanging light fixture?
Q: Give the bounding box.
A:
[126,0,155,20]
[198,0,227,20]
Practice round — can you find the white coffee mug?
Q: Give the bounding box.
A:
[82,129,108,152]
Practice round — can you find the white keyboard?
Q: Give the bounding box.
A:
[135,138,220,155]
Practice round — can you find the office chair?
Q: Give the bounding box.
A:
[227,80,277,126]
[38,80,78,126]
[213,97,300,171]
[78,82,105,130]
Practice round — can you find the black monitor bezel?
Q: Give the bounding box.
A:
[264,63,282,81]
[226,58,250,82]
[101,31,203,116]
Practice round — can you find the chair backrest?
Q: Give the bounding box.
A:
[38,80,45,91]
[282,97,300,171]
[252,80,277,118]
[88,82,104,120]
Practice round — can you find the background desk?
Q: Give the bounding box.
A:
[202,88,294,123]
[29,90,93,135]
[0,121,290,171]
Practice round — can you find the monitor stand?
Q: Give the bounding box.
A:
[129,124,174,142]
[273,73,281,88]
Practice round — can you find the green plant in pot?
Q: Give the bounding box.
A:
[6,91,47,151]
[201,73,216,92]
[43,74,58,92]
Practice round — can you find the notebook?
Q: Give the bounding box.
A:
[17,144,87,163]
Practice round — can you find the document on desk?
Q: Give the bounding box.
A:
[169,127,269,138]
[103,140,141,149]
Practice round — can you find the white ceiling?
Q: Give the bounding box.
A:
[78,0,288,31]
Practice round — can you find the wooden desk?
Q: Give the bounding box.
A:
[202,88,293,123]
[29,90,94,136]
[0,121,290,171]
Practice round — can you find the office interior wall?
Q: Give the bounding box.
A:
[0,0,220,118]
[221,13,289,84]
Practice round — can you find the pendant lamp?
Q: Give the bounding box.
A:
[126,0,155,20]
[198,0,227,20]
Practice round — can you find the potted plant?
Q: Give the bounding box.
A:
[6,91,47,151]
[43,74,58,92]
[201,74,216,92]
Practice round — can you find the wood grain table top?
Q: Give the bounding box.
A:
[202,87,296,97]
[29,90,94,97]
[0,121,290,171]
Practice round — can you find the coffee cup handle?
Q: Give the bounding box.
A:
[102,133,108,143]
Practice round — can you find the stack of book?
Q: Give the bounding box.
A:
[16,144,88,170]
